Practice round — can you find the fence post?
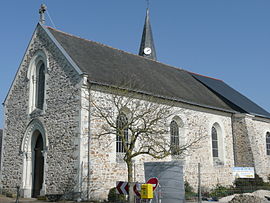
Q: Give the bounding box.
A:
[158,184,161,203]
[198,163,202,203]
[15,186,20,203]
[79,161,83,201]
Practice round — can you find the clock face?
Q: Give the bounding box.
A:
[144,47,152,55]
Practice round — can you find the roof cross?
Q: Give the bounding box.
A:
[39,4,47,24]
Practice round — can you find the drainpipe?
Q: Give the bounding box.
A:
[87,80,91,200]
[0,103,6,194]
[231,114,237,167]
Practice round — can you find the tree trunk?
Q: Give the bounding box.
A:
[127,159,134,203]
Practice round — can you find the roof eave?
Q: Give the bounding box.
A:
[88,80,238,115]
[251,113,270,120]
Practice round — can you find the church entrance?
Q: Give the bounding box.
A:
[21,119,47,198]
[32,132,44,198]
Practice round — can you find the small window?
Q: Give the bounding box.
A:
[266,132,270,155]
[212,126,218,158]
[170,120,180,155]
[116,113,129,153]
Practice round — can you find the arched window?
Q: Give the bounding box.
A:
[116,113,129,153]
[266,132,270,155]
[28,51,47,113]
[212,126,218,158]
[36,62,45,110]
[211,123,224,165]
[170,120,180,155]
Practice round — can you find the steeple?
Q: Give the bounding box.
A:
[139,8,157,60]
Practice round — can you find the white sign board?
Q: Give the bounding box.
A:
[232,167,255,178]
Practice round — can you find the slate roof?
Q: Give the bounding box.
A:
[192,73,270,118]
[45,25,270,118]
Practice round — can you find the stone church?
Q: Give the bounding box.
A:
[1,5,270,201]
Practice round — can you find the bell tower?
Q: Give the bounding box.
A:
[138,8,157,60]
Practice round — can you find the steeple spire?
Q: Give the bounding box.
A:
[139,8,157,60]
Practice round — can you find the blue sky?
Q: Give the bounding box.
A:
[1,0,270,128]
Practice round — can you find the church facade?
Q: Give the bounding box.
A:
[1,9,270,201]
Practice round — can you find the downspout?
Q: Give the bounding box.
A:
[0,102,6,192]
[231,113,237,166]
[87,80,91,200]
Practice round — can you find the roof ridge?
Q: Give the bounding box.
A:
[46,26,226,84]
[45,26,191,73]
[189,71,223,81]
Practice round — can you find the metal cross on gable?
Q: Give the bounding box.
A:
[39,4,47,24]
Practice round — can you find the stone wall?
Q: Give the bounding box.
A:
[1,25,82,196]
[231,114,270,181]
[246,117,270,181]
[232,114,255,167]
[184,110,235,188]
[84,88,235,200]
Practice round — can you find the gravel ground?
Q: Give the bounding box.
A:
[219,190,270,203]
[1,190,269,203]
[0,196,75,203]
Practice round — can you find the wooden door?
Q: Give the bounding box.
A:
[32,133,44,197]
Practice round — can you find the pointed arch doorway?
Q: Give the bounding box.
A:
[32,132,44,197]
[21,119,48,198]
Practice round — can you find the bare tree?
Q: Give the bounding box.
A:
[90,87,205,202]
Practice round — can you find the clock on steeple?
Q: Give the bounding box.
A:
[138,8,157,60]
